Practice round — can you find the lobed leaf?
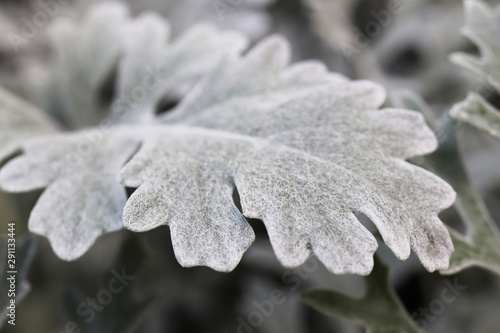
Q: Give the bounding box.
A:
[427,117,500,276]
[49,2,130,128]
[49,2,248,128]
[0,132,139,260]
[390,90,500,276]
[450,92,500,140]
[0,2,248,261]
[450,0,500,93]
[114,18,248,124]
[120,37,455,274]
[0,3,456,275]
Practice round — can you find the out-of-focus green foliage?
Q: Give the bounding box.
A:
[450,0,500,139]
[0,234,37,329]
[302,256,423,333]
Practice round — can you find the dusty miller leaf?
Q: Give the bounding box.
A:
[49,2,130,129]
[391,90,500,276]
[0,132,139,260]
[0,87,58,162]
[120,37,455,274]
[0,2,246,261]
[301,256,423,333]
[425,117,500,276]
[49,2,247,128]
[0,4,455,274]
[113,18,248,124]
[449,0,500,139]
[450,92,500,140]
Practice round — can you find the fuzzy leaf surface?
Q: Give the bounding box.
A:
[49,2,247,128]
[120,37,455,274]
[0,5,455,274]
[391,90,500,276]
[0,2,247,260]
